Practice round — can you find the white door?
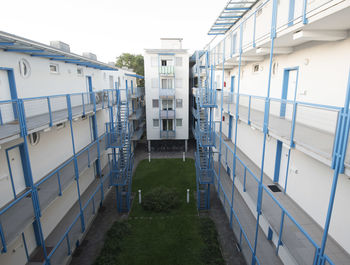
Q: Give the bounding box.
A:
[285,70,298,120]
[0,70,15,123]
[278,145,289,189]
[8,146,27,195]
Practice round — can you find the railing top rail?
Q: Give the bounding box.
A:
[0,189,32,216]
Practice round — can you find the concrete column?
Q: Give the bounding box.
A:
[185,140,188,152]
[148,140,151,152]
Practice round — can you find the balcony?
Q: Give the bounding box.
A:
[129,107,144,120]
[27,165,111,265]
[0,90,117,145]
[159,88,175,99]
[160,130,175,139]
[131,123,145,141]
[160,109,175,119]
[219,91,350,171]
[214,131,350,265]
[128,87,144,99]
[0,134,107,254]
[159,66,174,76]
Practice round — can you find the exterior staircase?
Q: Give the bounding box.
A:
[193,50,217,210]
[107,86,134,212]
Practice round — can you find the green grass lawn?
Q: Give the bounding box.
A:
[95,159,224,265]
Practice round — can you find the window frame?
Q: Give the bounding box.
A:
[49,63,59,74]
[176,99,183,108]
[152,99,159,108]
[153,119,159,127]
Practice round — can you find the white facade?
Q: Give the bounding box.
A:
[144,38,189,145]
[0,32,137,265]
[192,0,350,265]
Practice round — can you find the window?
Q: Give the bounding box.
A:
[77,67,83,76]
[162,119,173,131]
[232,33,237,55]
[153,119,159,127]
[29,132,40,146]
[175,57,182,67]
[161,60,167,66]
[161,79,173,89]
[152,99,159,108]
[109,75,114,89]
[49,63,59,74]
[118,77,121,88]
[162,99,173,110]
[253,64,260,73]
[272,61,278,76]
[176,119,182,127]
[19,59,31,78]
[175,78,182,89]
[151,78,158,88]
[176,99,183,108]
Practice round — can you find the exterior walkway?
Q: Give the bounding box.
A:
[0,137,104,254]
[215,132,350,265]
[0,102,105,144]
[222,101,343,167]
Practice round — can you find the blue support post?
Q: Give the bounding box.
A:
[18,99,50,264]
[47,97,53,127]
[302,0,308,24]
[57,171,62,196]
[232,24,243,177]
[67,94,85,233]
[316,70,350,265]
[218,41,226,196]
[252,1,278,264]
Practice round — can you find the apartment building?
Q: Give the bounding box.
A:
[144,38,189,151]
[191,1,350,265]
[0,31,143,265]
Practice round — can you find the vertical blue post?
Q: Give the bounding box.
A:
[232,24,243,177]
[67,94,85,233]
[47,97,53,127]
[18,99,50,264]
[316,70,350,265]
[302,0,308,24]
[218,40,226,197]
[252,1,278,264]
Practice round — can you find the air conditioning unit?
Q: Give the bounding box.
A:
[50,41,70,52]
[83,52,97,61]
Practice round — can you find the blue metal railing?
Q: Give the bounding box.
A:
[209,0,331,65]
[0,89,118,142]
[0,133,107,254]
[215,131,323,264]
[46,172,110,265]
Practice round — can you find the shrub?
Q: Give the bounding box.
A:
[142,186,180,213]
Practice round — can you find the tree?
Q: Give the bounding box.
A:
[116,53,144,86]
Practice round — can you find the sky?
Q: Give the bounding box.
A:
[0,0,228,63]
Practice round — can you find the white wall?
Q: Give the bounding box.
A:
[144,50,189,140]
[213,38,350,255]
[0,48,139,265]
